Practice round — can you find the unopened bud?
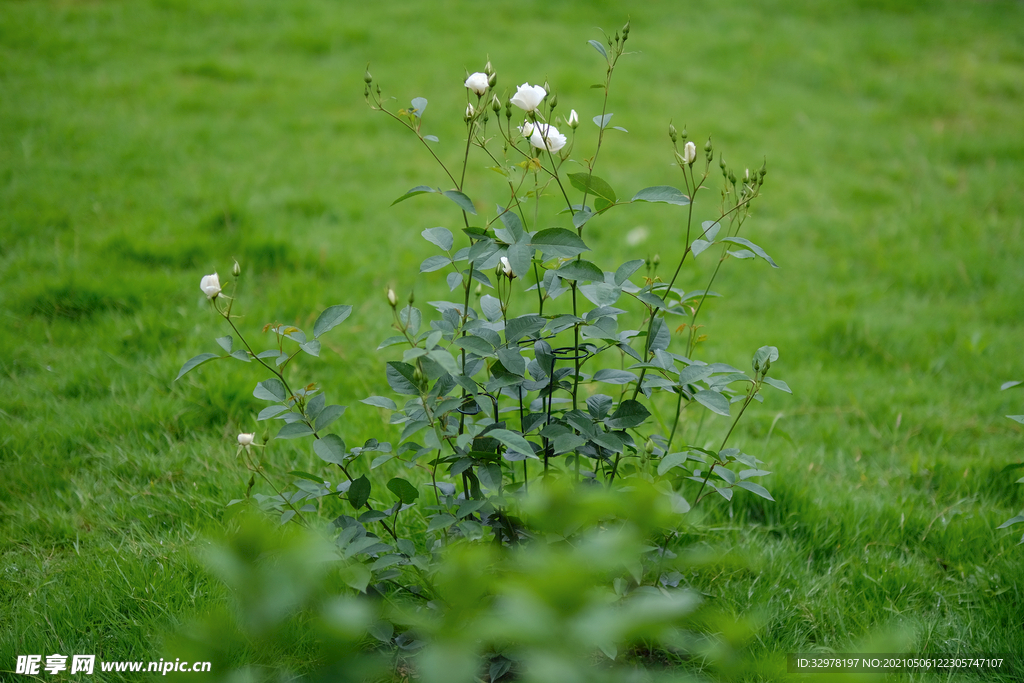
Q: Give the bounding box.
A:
[500,256,514,278]
[759,159,767,178]
[484,60,494,75]
[644,438,655,454]
[683,141,696,166]
[492,95,501,113]
[408,291,415,305]
[615,30,620,43]
[548,93,557,110]
[719,154,727,170]
[668,123,677,143]
[652,253,661,266]
[728,170,737,185]
[568,109,579,129]
[543,81,551,95]
[363,67,372,84]
[505,100,512,120]
[465,102,475,121]
[488,72,497,89]
[475,283,482,295]
[622,20,631,37]
[387,287,397,307]
[232,260,241,277]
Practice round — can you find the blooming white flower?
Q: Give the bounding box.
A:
[683,141,696,165]
[519,121,535,138]
[568,109,579,128]
[500,256,514,277]
[464,72,488,96]
[237,433,255,446]
[510,83,546,112]
[529,123,567,153]
[200,273,221,299]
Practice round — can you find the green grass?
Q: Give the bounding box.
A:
[2,0,1024,680]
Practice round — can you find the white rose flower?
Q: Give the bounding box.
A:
[200,273,221,299]
[510,83,546,112]
[529,123,567,153]
[683,141,696,165]
[237,433,255,446]
[464,72,489,96]
[500,256,514,277]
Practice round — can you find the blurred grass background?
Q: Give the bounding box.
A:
[2,0,1023,679]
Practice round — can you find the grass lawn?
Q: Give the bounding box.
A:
[2,0,1023,680]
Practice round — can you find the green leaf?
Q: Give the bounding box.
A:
[588,39,608,59]
[427,513,457,533]
[452,335,495,357]
[410,97,428,117]
[313,305,353,338]
[657,452,690,476]
[386,361,420,396]
[529,227,590,259]
[614,259,644,285]
[720,236,779,268]
[387,477,420,504]
[229,349,250,362]
[175,353,220,380]
[313,434,347,465]
[478,463,503,491]
[391,185,436,206]
[762,377,792,393]
[488,429,534,458]
[495,206,527,244]
[735,480,775,501]
[605,399,651,429]
[557,259,604,282]
[300,340,321,357]
[254,378,288,402]
[348,475,370,509]
[592,113,614,129]
[695,389,731,416]
[315,404,346,431]
[631,186,690,206]
[594,369,638,385]
[998,514,1024,529]
[1008,415,1024,425]
[753,345,780,368]
[289,470,325,484]
[497,347,526,376]
[443,190,477,215]
[422,227,454,251]
[420,254,452,273]
[361,396,397,410]
[215,336,232,352]
[1001,381,1023,391]
[506,243,533,278]
[277,422,314,439]
[505,314,546,343]
[257,405,288,420]
[568,172,617,204]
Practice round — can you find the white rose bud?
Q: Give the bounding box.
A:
[568,109,579,129]
[200,273,221,299]
[529,123,567,153]
[683,141,697,166]
[387,287,397,307]
[500,255,514,277]
[465,102,475,120]
[519,121,535,138]
[464,72,488,96]
[237,433,255,446]
[510,83,546,112]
